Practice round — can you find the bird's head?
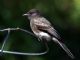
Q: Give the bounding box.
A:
[23,9,40,18]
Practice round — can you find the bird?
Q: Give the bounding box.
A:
[23,9,75,59]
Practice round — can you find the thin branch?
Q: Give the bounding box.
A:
[0,28,35,37]
[0,29,10,54]
[18,28,36,37]
[0,27,49,55]
[0,28,19,31]
[0,49,48,55]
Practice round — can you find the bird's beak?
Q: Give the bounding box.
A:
[22,13,29,16]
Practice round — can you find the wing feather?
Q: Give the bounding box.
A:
[34,17,60,38]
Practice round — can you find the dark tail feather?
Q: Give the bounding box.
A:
[52,37,75,59]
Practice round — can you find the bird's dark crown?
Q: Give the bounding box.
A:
[23,9,40,17]
[27,9,40,14]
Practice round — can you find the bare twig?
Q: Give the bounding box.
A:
[0,27,49,55]
[0,29,10,54]
[0,49,48,55]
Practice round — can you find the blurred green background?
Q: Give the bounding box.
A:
[0,0,80,60]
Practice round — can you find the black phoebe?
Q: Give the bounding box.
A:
[23,9,75,59]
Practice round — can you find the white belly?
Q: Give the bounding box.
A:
[38,32,51,41]
[39,32,50,37]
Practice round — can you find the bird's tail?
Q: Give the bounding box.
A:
[52,37,75,59]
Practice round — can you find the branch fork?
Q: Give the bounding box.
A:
[0,27,49,55]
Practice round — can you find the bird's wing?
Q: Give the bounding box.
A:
[34,17,60,38]
[34,17,51,29]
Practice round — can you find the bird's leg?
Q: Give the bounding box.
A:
[38,38,41,41]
